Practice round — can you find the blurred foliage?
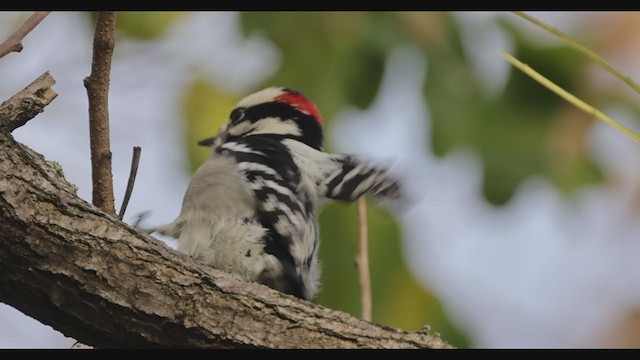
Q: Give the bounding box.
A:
[116,12,185,40]
[240,12,398,127]
[182,79,241,172]
[418,14,602,204]
[110,11,629,348]
[318,202,469,346]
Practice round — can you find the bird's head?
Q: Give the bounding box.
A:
[198,87,324,150]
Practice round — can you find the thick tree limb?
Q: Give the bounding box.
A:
[0,73,452,349]
[0,11,51,59]
[84,11,117,216]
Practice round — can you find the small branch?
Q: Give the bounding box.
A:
[84,12,117,216]
[118,146,141,220]
[356,197,372,322]
[512,11,640,96]
[500,50,640,142]
[0,71,57,132]
[0,11,51,59]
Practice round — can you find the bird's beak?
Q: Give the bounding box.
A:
[197,136,217,147]
[199,124,228,147]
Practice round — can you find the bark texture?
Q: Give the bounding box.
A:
[0,73,452,349]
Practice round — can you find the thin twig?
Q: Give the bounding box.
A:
[84,12,117,215]
[513,11,640,96]
[500,50,640,142]
[0,11,51,59]
[356,197,372,322]
[118,146,142,220]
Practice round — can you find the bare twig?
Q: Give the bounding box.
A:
[0,11,51,59]
[500,50,640,142]
[118,146,142,220]
[84,12,117,216]
[513,11,640,96]
[356,197,372,322]
[0,71,56,132]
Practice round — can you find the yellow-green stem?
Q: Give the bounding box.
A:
[500,50,640,142]
[512,11,640,96]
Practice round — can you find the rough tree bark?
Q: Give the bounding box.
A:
[0,73,452,349]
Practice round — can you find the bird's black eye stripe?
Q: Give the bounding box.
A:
[230,108,245,123]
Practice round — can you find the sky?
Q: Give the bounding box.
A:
[1,11,640,348]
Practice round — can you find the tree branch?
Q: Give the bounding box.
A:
[0,72,57,132]
[84,11,117,216]
[0,73,452,349]
[0,11,51,59]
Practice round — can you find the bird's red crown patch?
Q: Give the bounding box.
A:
[276,90,323,126]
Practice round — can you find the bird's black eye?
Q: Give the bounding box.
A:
[230,108,245,123]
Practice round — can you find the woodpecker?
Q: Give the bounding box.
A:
[155,87,401,300]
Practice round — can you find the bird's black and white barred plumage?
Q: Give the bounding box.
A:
[155,87,400,300]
